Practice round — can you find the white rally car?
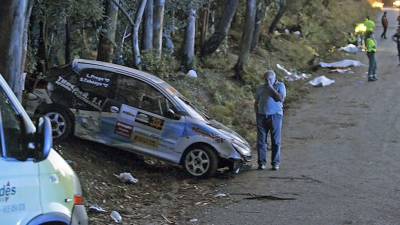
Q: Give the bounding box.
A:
[27,59,252,177]
[0,74,88,225]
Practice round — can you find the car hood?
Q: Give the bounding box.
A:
[207,120,249,146]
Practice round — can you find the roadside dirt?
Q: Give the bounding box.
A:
[56,138,232,225]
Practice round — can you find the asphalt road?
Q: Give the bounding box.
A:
[197,9,400,225]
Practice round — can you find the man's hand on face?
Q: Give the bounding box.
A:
[267,79,275,90]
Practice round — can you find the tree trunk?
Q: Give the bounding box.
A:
[200,0,239,57]
[153,0,165,58]
[143,0,153,51]
[251,1,267,51]
[132,0,148,68]
[0,0,33,100]
[97,0,119,62]
[65,17,71,63]
[199,1,210,51]
[234,0,256,81]
[183,8,197,71]
[268,0,286,34]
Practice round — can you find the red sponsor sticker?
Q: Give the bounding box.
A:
[114,121,133,138]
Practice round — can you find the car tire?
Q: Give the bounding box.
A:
[183,146,218,178]
[39,105,73,142]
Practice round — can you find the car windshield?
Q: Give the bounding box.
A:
[174,95,210,121]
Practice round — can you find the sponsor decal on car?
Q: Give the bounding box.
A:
[114,121,133,138]
[80,73,111,88]
[1,203,26,213]
[192,127,224,143]
[118,105,138,124]
[132,134,160,148]
[135,112,164,130]
[55,76,104,110]
[0,182,16,203]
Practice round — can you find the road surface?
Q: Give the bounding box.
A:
[197,8,400,225]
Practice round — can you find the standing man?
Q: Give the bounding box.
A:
[393,28,400,65]
[254,70,286,171]
[365,31,378,81]
[365,16,376,33]
[381,11,389,39]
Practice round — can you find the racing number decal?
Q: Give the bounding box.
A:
[135,112,165,130]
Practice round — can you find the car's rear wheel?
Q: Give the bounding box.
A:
[183,146,218,178]
[39,105,73,142]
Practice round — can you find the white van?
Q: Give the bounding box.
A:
[0,74,88,225]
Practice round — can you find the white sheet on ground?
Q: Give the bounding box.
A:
[339,44,360,54]
[276,64,311,82]
[309,76,335,87]
[319,60,365,68]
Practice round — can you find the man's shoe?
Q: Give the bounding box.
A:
[272,165,280,171]
[258,164,267,170]
[372,76,378,81]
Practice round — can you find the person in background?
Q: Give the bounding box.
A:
[365,30,378,81]
[381,11,389,39]
[392,28,400,65]
[254,70,286,171]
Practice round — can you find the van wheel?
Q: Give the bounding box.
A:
[40,105,73,142]
[183,146,218,178]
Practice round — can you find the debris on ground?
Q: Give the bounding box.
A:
[115,172,139,184]
[339,44,360,54]
[89,204,106,213]
[329,68,354,74]
[276,64,311,82]
[190,218,199,223]
[110,211,122,223]
[186,70,198,78]
[214,193,227,198]
[319,60,365,68]
[309,76,335,87]
[161,214,175,224]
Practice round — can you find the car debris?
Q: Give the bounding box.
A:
[213,193,227,198]
[190,218,199,223]
[309,76,335,87]
[115,172,139,184]
[89,204,107,213]
[110,210,122,223]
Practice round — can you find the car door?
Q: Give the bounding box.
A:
[73,69,117,144]
[105,75,185,162]
[0,85,42,225]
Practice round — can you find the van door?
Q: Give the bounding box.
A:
[0,87,41,224]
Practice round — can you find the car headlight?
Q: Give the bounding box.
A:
[232,142,250,155]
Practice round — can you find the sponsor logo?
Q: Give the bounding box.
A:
[114,121,133,138]
[0,182,16,203]
[132,134,160,148]
[135,112,164,130]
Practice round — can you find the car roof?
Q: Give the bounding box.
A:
[72,59,165,85]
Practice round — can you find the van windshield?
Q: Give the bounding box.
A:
[0,89,23,158]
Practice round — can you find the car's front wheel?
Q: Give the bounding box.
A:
[39,105,73,142]
[183,146,218,178]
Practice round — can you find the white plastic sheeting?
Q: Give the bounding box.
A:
[319,60,365,68]
[339,44,360,54]
[309,76,335,87]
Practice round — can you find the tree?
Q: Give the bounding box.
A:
[200,0,239,57]
[234,0,256,81]
[268,0,286,34]
[183,8,197,70]
[251,0,269,51]
[153,0,165,57]
[143,0,154,51]
[97,0,120,62]
[0,0,34,100]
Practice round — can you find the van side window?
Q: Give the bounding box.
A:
[0,90,23,158]
[115,76,172,116]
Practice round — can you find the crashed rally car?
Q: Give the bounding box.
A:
[26,59,251,177]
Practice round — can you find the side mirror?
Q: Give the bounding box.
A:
[34,116,53,161]
[166,108,181,120]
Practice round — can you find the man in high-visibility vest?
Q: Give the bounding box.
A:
[365,31,378,81]
[364,17,376,33]
[393,28,400,65]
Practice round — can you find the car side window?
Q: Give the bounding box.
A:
[76,69,117,111]
[115,76,172,117]
[0,90,23,158]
